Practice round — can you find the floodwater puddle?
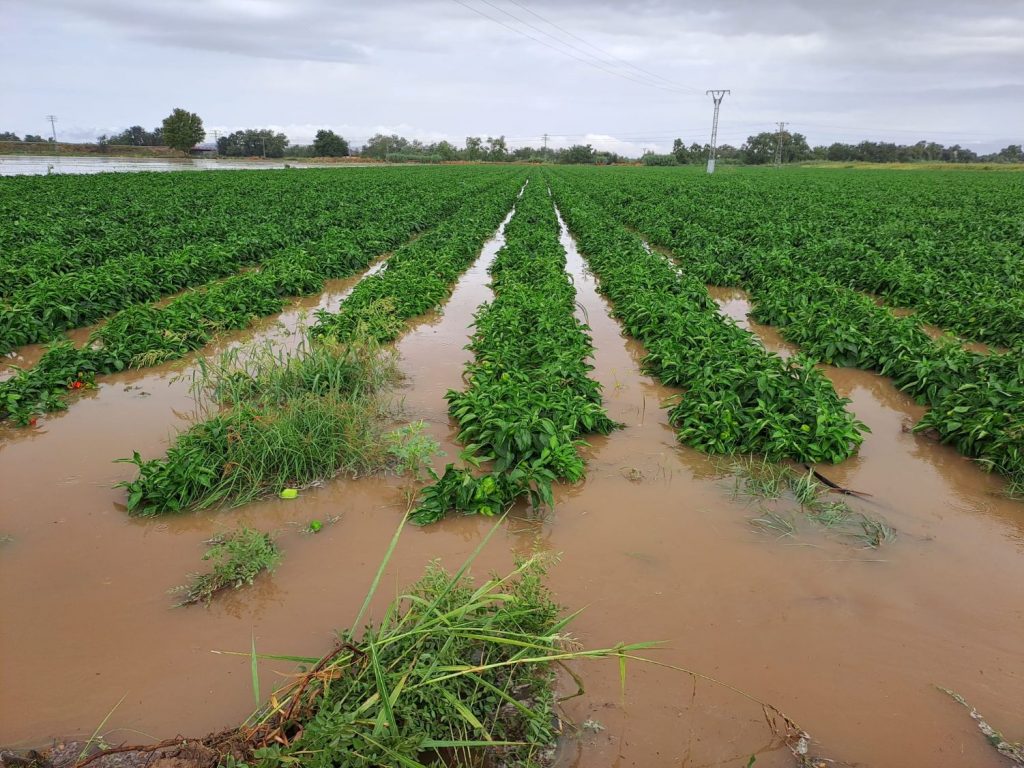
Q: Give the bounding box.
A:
[706,285,797,360]
[2,196,1023,768]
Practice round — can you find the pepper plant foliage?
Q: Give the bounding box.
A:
[547,175,864,463]
[0,167,519,426]
[570,166,1023,488]
[413,178,619,525]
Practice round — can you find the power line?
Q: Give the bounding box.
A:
[504,0,699,93]
[487,0,701,94]
[449,0,696,96]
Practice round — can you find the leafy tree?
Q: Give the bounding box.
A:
[360,133,409,159]
[997,144,1024,162]
[484,135,508,161]
[216,129,289,158]
[0,132,20,142]
[671,138,691,164]
[510,146,540,161]
[431,140,459,161]
[312,129,349,157]
[464,136,483,161]
[558,144,597,164]
[106,125,164,146]
[742,131,811,164]
[162,108,205,154]
[23,134,45,143]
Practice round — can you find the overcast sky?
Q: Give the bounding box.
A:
[4,0,1022,154]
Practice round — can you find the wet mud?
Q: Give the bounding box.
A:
[2,205,1023,768]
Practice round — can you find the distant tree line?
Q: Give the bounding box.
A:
[3,115,1022,165]
[810,140,1024,164]
[354,133,625,164]
[1,132,51,143]
[650,133,1024,166]
[97,125,165,146]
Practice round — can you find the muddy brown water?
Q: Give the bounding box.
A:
[2,202,1023,767]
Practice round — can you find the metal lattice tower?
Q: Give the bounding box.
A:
[773,121,788,168]
[705,90,730,174]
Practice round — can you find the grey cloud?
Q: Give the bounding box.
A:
[3,0,1022,153]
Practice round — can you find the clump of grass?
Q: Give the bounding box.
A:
[118,321,401,515]
[734,461,896,549]
[1005,474,1024,502]
[749,511,796,538]
[234,517,658,768]
[789,468,823,507]
[851,514,897,549]
[172,527,280,606]
[385,420,443,479]
[729,457,790,499]
[806,501,854,527]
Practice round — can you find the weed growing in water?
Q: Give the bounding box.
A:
[385,420,443,479]
[1005,474,1024,502]
[729,457,790,499]
[172,527,281,606]
[733,460,896,548]
[790,468,824,507]
[806,501,854,527]
[119,322,401,515]
[851,515,897,549]
[749,511,797,538]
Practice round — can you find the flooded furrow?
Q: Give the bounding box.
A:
[0,202,524,747]
[0,254,391,435]
[544,204,1024,767]
[0,267,269,380]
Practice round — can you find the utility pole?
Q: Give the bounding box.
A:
[705,90,729,174]
[543,133,549,156]
[45,115,58,155]
[773,121,788,168]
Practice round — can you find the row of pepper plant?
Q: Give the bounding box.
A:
[412,178,619,525]
[0,168,517,426]
[566,166,1024,350]
[566,168,1023,490]
[117,173,527,515]
[311,179,527,343]
[0,169,459,350]
[546,173,865,463]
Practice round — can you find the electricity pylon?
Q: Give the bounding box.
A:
[773,121,788,168]
[705,90,730,174]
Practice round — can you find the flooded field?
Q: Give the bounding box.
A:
[2,193,1022,768]
[0,155,375,176]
